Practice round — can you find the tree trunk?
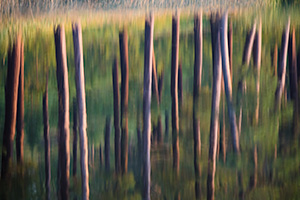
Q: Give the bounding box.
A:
[54,25,70,200]
[43,75,51,200]
[16,40,24,164]
[194,11,203,98]
[157,116,163,144]
[72,22,89,200]
[119,29,129,174]
[288,27,298,101]
[112,58,121,174]
[220,12,240,153]
[242,22,256,66]
[72,99,78,177]
[275,18,290,110]
[1,34,21,179]
[178,61,182,104]
[228,20,233,79]
[171,12,180,174]
[253,19,262,125]
[207,14,222,200]
[193,104,201,199]
[152,48,160,105]
[143,13,154,200]
[104,116,111,171]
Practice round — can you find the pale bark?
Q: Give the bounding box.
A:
[152,48,160,105]
[54,25,70,200]
[220,12,240,153]
[143,13,154,200]
[72,22,89,200]
[275,18,290,110]
[242,22,256,66]
[194,11,203,98]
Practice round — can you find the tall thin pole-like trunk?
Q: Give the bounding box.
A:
[72,22,89,200]
[288,27,298,101]
[16,40,24,164]
[72,99,78,177]
[207,14,222,200]
[119,29,129,174]
[112,58,121,174]
[104,116,111,171]
[228,20,233,79]
[220,12,240,153]
[253,19,262,125]
[171,12,180,174]
[194,11,203,98]
[275,18,290,110]
[178,62,182,105]
[242,22,256,66]
[152,48,160,105]
[54,25,70,200]
[193,105,201,199]
[43,75,51,200]
[143,13,154,200]
[1,34,21,179]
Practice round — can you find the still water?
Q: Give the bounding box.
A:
[0,8,300,200]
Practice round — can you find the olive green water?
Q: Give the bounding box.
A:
[0,9,300,199]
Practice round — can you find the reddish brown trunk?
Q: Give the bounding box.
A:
[119,29,129,174]
[16,40,24,164]
[112,58,121,174]
[1,34,21,179]
[288,28,298,101]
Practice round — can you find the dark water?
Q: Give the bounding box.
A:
[0,9,300,199]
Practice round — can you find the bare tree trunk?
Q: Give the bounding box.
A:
[220,12,240,153]
[104,116,111,171]
[207,14,222,200]
[194,11,202,98]
[171,12,180,174]
[16,40,24,164]
[143,13,154,200]
[1,34,21,179]
[152,48,160,105]
[178,61,182,105]
[112,58,121,174]
[275,18,290,110]
[72,22,89,200]
[242,22,256,66]
[72,99,78,177]
[288,27,298,101]
[193,104,201,199]
[253,19,262,125]
[54,25,70,200]
[43,75,51,200]
[119,29,129,174]
[228,20,233,79]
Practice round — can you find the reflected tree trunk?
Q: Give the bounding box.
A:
[104,116,111,171]
[152,48,160,105]
[43,75,51,200]
[143,13,154,200]
[207,14,222,200]
[1,34,21,179]
[72,99,78,177]
[178,61,182,105]
[253,19,262,125]
[193,104,201,199]
[16,41,24,165]
[112,58,121,174]
[228,20,233,79]
[72,22,89,200]
[220,12,240,153]
[288,27,298,101]
[275,18,290,110]
[54,25,70,200]
[171,12,180,174]
[119,29,129,174]
[194,11,203,98]
[242,22,256,66]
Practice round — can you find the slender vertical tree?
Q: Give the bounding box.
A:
[288,27,298,101]
[72,99,78,177]
[143,13,154,200]
[1,34,21,179]
[194,11,203,98]
[72,22,89,200]
[54,25,70,200]
[104,116,111,171]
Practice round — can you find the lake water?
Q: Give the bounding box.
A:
[0,6,300,200]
